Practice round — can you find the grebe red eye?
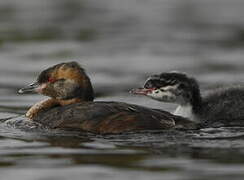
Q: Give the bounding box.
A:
[48,77,56,83]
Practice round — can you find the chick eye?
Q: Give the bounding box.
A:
[159,88,165,92]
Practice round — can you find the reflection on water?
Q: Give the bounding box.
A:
[0,0,244,179]
[1,128,244,180]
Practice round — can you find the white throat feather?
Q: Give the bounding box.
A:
[173,104,199,122]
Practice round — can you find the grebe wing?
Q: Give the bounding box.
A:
[33,101,195,134]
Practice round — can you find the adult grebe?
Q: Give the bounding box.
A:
[131,72,244,127]
[18,62,196,134]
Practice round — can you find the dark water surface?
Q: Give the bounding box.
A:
[0,0,244,179]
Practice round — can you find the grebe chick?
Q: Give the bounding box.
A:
[18,62,196,134]
[131,72,244,127]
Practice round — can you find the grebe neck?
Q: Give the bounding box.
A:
[174,88,202,122]
[190,87,202,115]
[173,104,196,121]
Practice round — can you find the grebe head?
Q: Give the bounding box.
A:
[131,72,201,107]
[18,62,94,101]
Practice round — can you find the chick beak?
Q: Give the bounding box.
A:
[18,82,40,94]
[130,88,155,95]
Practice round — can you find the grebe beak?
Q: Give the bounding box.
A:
[18,82,39,94]
[130,88,155,95]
